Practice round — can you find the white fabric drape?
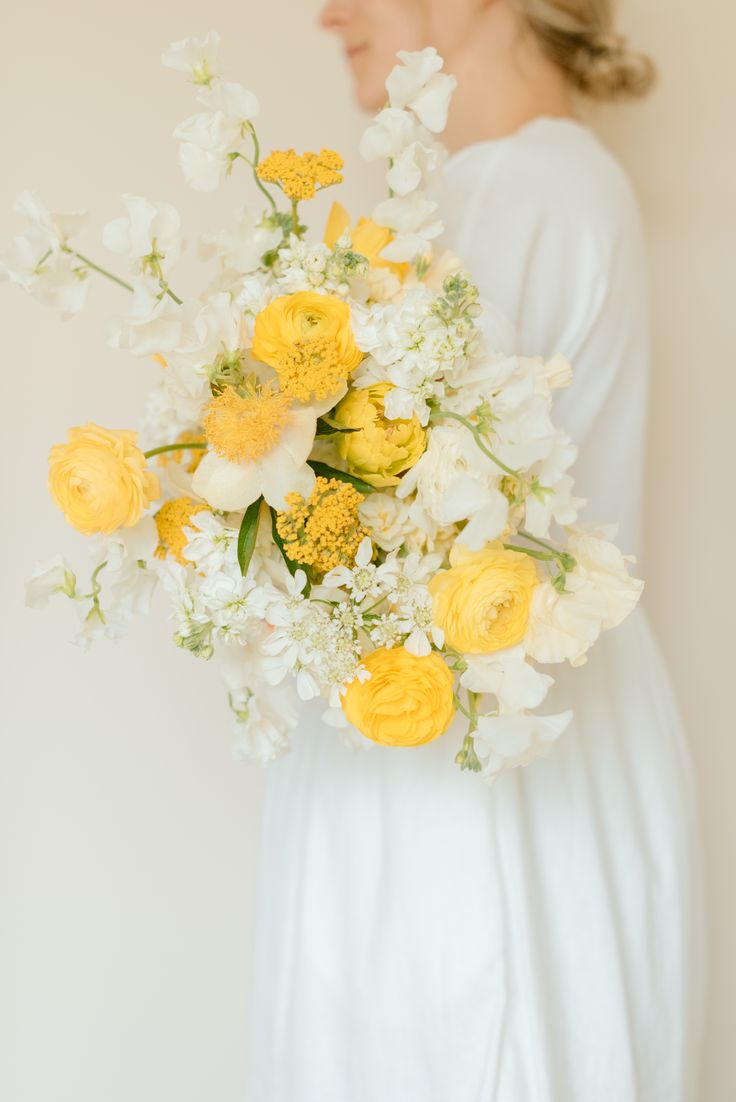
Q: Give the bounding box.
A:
[245,118,705,1102]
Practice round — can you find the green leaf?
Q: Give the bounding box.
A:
[269,508,311,595]
[307,460,376,494]
[237,497,262,576]
[315,417,358,437]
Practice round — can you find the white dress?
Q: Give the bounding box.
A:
[245,117,705,1102]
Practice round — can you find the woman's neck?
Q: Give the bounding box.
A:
[439,16,576,153]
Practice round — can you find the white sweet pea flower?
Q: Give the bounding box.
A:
[566,524,644,630]
[173,111,242,191]
[197,80,260,124]
[460,646,553,713]
[200,206,282,275]
[108,277,183,357]
[385,48,457,133]
[161,31,222,85]
[473,710,573,783]
[524,435,583,539]
[372,195,443,262]
[360,108,417,161]
[524,573,610,667]
[1,192,90,317]
[25,555,77,608]
[228,679,297,764]
[103,195,182,271]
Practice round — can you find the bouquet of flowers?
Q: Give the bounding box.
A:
[7,34,643,781]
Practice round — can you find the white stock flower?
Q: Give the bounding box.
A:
[474,710,572,783]
[385,48,457,133]
[103,195,182,270]
[182,511,238,574]
[161,31,222,85]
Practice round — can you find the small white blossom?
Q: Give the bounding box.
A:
[161,31,222,85]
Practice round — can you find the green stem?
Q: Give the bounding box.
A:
[143,442,207,459]
[65,248,134,293]
[429,409,520,479]
[290,197,301,238]
[245,123,278,212]
[503,543,558,563]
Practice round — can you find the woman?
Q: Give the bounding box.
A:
[246,2,705,1099]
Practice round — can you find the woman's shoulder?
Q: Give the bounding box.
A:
[443,116,642,247]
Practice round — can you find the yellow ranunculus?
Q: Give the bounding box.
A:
[342,646,455,747]
[428,543,539,654]
[48,423,160,536]
[332,382,426,488]
[251,291,362,403]
[324,201,408,280]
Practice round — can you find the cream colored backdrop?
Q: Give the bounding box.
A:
[1,2,732,1100]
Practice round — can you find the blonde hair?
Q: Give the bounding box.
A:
[514,0,656,99]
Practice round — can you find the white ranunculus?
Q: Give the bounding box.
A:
[161,31,222,84]
[474,710,572,782]
[103,195,181,268]
[566,525,644,630]
[386,48,457,133]
[460,646,554,713]
[358,493,414,552]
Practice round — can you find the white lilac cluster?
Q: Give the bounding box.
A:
[361,47,455,261]
[15,38,644,782]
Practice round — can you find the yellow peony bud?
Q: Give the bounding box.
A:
[252,291,362,403]
[332,382,426,488]
[47,423,160,536]
[428,544,539,654]
[342,647,455,747]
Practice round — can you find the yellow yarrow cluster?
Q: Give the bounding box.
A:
[203,384,293,464]
[257,148,343,200]
[275,337,350,403]
[156,431,206,474]
[154,496,209,566]
[275,476,367,574]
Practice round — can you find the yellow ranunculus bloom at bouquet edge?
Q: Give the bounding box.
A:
[342,646,456,747]
[429,543,539,654]
[48,423,160,536]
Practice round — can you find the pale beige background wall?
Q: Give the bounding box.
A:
[1,1,732,1100]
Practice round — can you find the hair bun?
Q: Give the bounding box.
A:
[572,30,657,99]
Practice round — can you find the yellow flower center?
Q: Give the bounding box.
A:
[156,431,206,474]
[275,476,368,575]
[154,497,209,566]
[275,336,351,403]
[203,385,293,464]
[257,148,343,201]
